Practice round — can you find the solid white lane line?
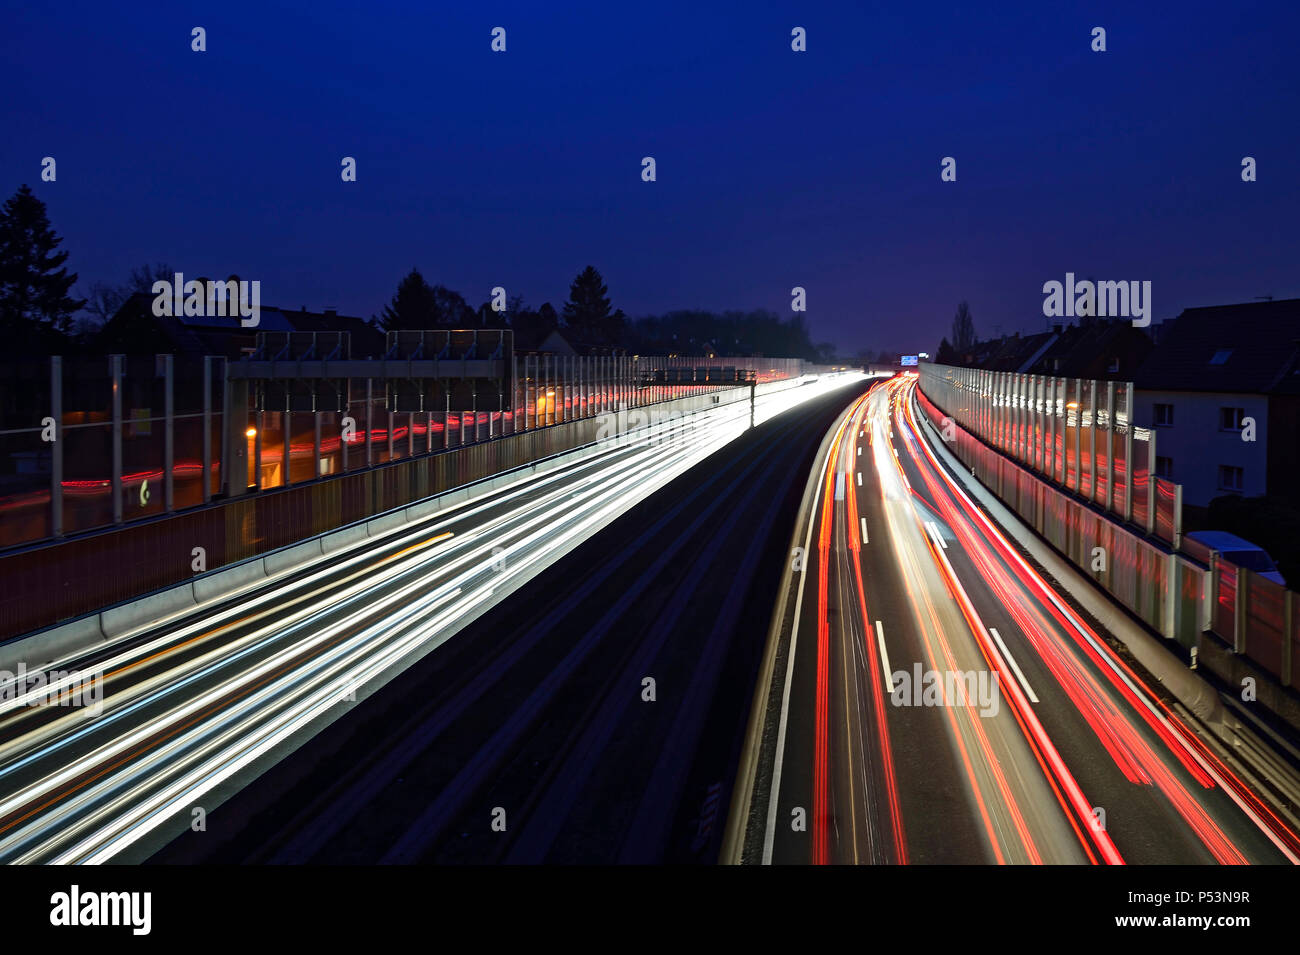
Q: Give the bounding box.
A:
[925,521,948,550]
[764,408,849,864]
[989,627,1039,703]
[875,621,894,693]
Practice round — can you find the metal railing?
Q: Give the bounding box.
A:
[0,352,830,553]
[919,361,1181,548]
[916,373,1299,687]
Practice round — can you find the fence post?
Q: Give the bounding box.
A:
[1283,590,1293,688]
[1122,383,1133,522]
[280,409,290,487]
[1163,552,1177,640]
[163,353,174,512]
[1235,569,1249,655]
[1034,375,1044,472]
[1145,428,1157,536]
[1070,379,1081,493]
[50,356,63,537]
[368,378,376,464]
[202,357,212,503]
[1204,550,1216,635]
[1104,380,1115,514]
[111,354,123,524]
[1086,379,1097,499]
[1056,378,1066,485]
[1172,483,1183,552]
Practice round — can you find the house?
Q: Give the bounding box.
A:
[939,319,1153,379]
[938,330,1050,371]
[96,289,383,359]
[1131,299,1300,508]
[1023,319,1153,380]
[527,328,627,357]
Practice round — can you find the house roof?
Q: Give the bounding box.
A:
[1133,299,1300,395]
[943,319,1153,381]
[97,293,382,359]
[1024,321,1152,379]
[949,331,1051,371]
[283,307,385,357]
[522,328,626,356]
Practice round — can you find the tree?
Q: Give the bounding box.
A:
[508,299,559,346]
[374,268,437,331]
[935,336,957,364]
[562,265,624,342]
[951,301,976,352]
[79,262,174,343]
[625,308,819,360]
[0,184,86,353]
[537,302,560,335]
[430,284,475,327]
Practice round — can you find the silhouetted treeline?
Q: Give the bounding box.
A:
[1,183,830,362]
[0,185,85,355]
[626,308,823,361]
[370,266,826,359]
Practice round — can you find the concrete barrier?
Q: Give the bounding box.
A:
[404,499,442,523]
[100,583,199,641]
[364,512,408,538]
[319,523,371,556]
[262,539,325,578]
[193,558,268,604]
[0,614,108,674]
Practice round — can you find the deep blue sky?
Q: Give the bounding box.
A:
[3,0,1298,355]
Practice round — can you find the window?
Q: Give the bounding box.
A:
[1107,357,1120,374]
[1209,349,1234,365]
[1156,456,1173,479]
[1219,407,1246,431]
[1218,465,1244,492]
[1153,403,1174,427]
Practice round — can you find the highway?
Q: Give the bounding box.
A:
[144,375,872,864]
[740,374,1300,865]
[7,368,1295,866]
[0,373,864,864]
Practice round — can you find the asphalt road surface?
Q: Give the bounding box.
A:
[141,377,872,863]
[742,374,1300,865]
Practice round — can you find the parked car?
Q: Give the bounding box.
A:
[1185,531,1287,586]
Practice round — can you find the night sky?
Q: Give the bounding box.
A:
[3,0,1297,356]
